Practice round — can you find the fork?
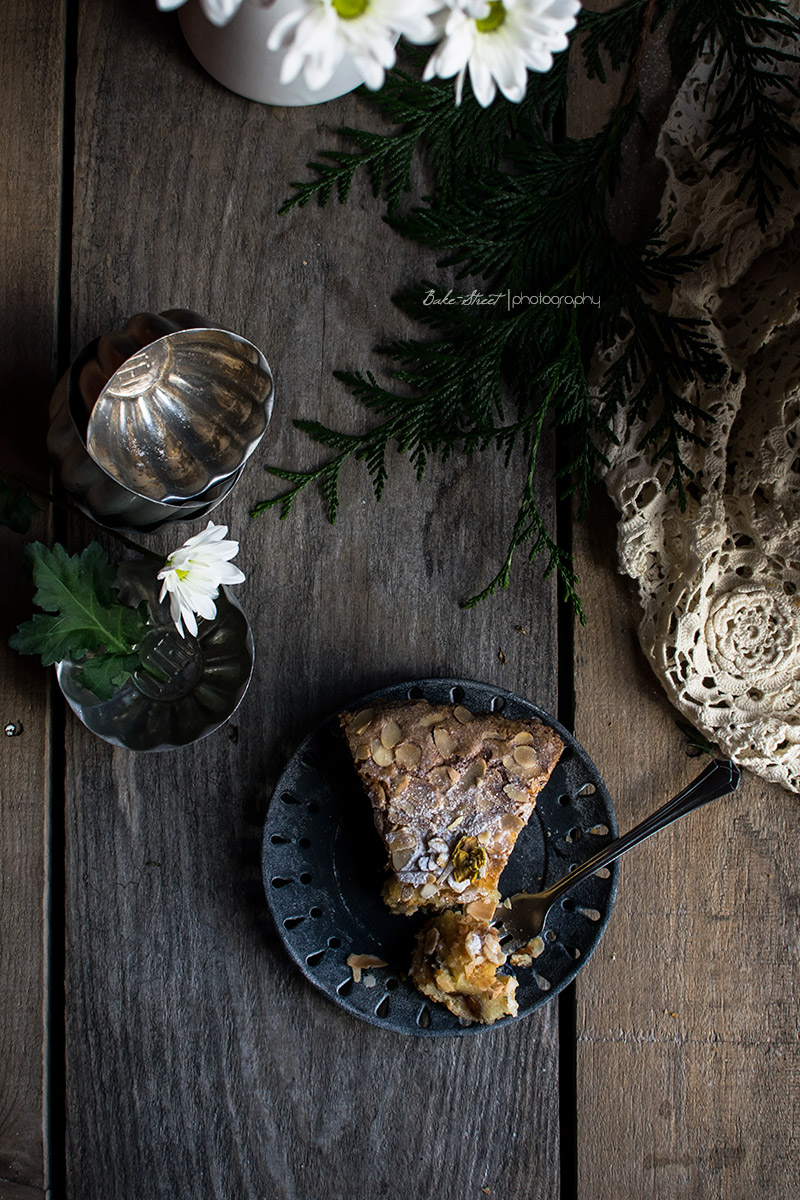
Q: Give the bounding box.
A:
[495,758,742,946]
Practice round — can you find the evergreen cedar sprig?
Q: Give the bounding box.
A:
[254,0,799,614]
[665,0,800,228]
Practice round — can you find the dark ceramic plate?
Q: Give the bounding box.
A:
[262,678,619,1037]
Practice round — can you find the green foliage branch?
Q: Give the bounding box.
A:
[9,542,149,701]
[253,0,800,614]
[2,472,161,700]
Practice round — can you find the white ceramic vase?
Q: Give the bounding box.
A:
[178,0,366,106]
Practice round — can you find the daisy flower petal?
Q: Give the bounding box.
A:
[156,0,244,25]
[270,0,442,93]
[424,0,581,106]
[157,521,246,639]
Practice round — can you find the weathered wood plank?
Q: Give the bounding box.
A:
[0,0,65,1194]
[65,4,562,1197]
[567,4,800,1197]
[573,500,800,1200]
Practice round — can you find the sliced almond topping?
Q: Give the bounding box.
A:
[513,745,540,770]
[354,742,371,761]
[352,708,375,735]
[380,719,402,749]
[447,766,460,786]
[428,765,454,790]
[419,711,448,728]
[394,773,409,795]
[433,726,457,756]
[500,813,525,833]
[423,926,440,955]
[392,846,415,871]
[461,759,486,788]
[512,730,534,745]
[370,739,394,767]
[453,705,475,724]
[502,754,516,771]
[420,883,438,899]
[395,741,421,768]
[503,783,529,804]
[447,815,463,831]
[483,935,505,965]
[465,897,496,922]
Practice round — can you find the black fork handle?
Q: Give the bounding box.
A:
[542,759,742,904]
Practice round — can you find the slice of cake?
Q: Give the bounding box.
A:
[410,910,518,1024]
[340,697,563,916]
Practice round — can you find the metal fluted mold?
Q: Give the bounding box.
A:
[57,560,254,751]
[86,328,274,503]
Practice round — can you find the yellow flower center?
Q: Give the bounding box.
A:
[332,0,369,18]
[176,568,189,581]
[476,1,506,33]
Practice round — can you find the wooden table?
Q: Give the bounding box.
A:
[2,3,798,1198]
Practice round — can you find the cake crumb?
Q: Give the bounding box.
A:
[347,953,387,983]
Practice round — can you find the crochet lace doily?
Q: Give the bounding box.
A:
[597,36,800,792]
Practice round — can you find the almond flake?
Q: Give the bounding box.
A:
[419,711,447,728]
[503,783,529,804]
[380,719,402,749]
[352,708,375,735]
[347,952,387,983]
[392,846,415,871]
[395,741,421,768]
[513,745,540,770]
[462,759,486,788]
[465,897,496,922]
[370,739,394,767]
[453,705,475,724]
[433,726,457,756]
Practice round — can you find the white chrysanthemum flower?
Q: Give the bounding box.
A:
[157,522,246,638]
[156,0,245,26]
[423,0,581,108]
[268,0,441,92]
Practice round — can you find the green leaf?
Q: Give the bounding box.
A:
[0,476,40,534]
[9,542,149,698]
[76,651,142,702]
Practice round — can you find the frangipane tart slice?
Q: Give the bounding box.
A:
[410,910,518,1025]
[339,698,563,916]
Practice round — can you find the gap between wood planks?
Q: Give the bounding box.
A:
[46,0,80,1193]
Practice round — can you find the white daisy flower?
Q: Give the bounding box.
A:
[423,0,582,108]
[267,0,441,92]
[156,0,245,26]
[157,521,246,638]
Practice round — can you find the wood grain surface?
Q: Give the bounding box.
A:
[62,3,561,1198]
[569,5,800,1198]
[3,1,799,1198]
[0,1,65,1195]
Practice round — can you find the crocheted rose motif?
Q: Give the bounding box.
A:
[596,40,800,792]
